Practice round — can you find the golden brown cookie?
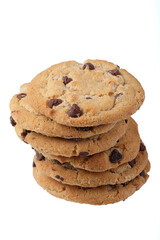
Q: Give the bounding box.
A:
[34,149,148,187]
[27,60,144,127]
[33,161,150,205]
[32,118,140,172]
[14,119,128,157]
[10,94,115,139]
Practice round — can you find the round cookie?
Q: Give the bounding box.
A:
[10,94,116,139]
[31,118,140,172]
[14,119,128,157]
[33,161,150,205]
[27,59,145,127]
[34,149,148,187]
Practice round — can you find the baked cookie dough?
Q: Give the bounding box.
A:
[27,60,144,127]
[33,161,150,205]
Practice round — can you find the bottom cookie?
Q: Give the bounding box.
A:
[33,161,150,205]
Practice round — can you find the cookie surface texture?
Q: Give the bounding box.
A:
[27,60,145,127]
[10,93,116,139]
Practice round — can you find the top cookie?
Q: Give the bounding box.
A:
[27,60,145,127]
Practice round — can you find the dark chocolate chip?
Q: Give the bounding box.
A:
[79,152,89,157]
[55,175,60,179]
[82,63,95,70]
[86,97,92,99]
[53,159,62,165]
[140,170,145,178]
[36,152,45,161]
[140,143,146,151]
[63,76,72,85]
[10,116,16,126]
[21,129,31,138]
[109,149,122,163]
[125,119,128,123]
[48,98,63,108]
[75,126,93,131]
[33,162,36,167]
[108,69,120,76]
[17,93,27,100]
[67,104,83,118]
[60,177,64,181]
[128,158,136,168]
[116,140,120,143]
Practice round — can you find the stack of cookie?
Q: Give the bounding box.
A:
[10,60,150,205]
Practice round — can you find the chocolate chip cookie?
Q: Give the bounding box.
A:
[27,60,144,127]
[15,119,128,157]
[31,118,140,172]
[33,161,150,205]
[34,149,148,187]
[10,93,116,139]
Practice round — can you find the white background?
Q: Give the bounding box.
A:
[1,0,160,239]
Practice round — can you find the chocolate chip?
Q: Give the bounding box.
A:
[116,140,120,143]
[63,76,72,85]
[21,129,31,138]
[36,152,45,161]
[79,152,89,157]
[55,175,60,179]
[86,97,92,99]
[140,143,146,151]
[53,159,62,165]
[82,63,95,70]
[17,93,27,100]
[128,158,136,168]
[10,116,16,126]
[48,98,63,108]
[60,177,64,181]
[140,170,145,178]
[75,127,93,131]
[109,149,122,163]
[67,104,83,118]
[125,119,128,123]
[33,162,36,167]
[108,69,120,76]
